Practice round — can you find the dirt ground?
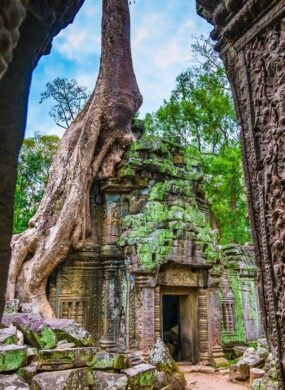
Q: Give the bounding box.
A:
[185,372,249,390]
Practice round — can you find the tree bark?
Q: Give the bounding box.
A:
[6,0,142,318]
[0,0,84,319]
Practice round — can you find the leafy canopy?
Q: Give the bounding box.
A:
[14,133,60,234]
[144,36,251,245]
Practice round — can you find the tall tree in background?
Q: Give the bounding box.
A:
[14,134,60,234]
[40,78,91,129]
[6,0,142,317]
[145,37,250,244]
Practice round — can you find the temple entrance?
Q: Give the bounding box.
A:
[162,289,199,363]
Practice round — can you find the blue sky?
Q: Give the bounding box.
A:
[26,0,211,138]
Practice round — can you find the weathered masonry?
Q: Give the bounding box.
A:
[196,0,285,384]
[48,135,263,365]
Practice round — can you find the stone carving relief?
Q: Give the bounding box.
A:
[196,0,285,383]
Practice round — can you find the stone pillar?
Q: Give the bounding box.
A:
[99,193,125,352]
[99,252,123,352]
[154,286,161,340]
[196,0,285,384]
[135,274,156,355]
[198,288,210,365]
[208,270,228,368]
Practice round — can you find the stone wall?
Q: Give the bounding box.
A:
[49,133,263,364]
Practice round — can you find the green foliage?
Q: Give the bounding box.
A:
[40,77,91,129]
[144,37,250,245]
[13,133,60,234]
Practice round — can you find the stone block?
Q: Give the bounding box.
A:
[92,371,128,389]
[17,365,38,385]
[229,347,264,382]
[149,339,186,389]
[92,351,128,370]
[0,326,18,345]
[44,319,94,347]
[0,373,29,389]
[31,367,92,389]
[250,368,265,385]
[122,363,155,389]
[12,314,57,350]
[38,347,97,370]
[0,345,27,372]
[212,356,229,368]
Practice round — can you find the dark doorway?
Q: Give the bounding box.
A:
[163,295,180,360]
[162,291,199,363]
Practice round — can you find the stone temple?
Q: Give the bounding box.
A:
[48,133,263,365]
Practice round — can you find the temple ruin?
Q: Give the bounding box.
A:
[48,133,263,365]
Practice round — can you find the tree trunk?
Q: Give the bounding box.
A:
[0,1,84,319]
[6,0,142,318]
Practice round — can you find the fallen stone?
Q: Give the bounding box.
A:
[212,356,229,368]
[2,312,42,328]
[0,326,18,345]
[122,363,156,389]
[31,367,92,389]
[0,373,29,389]
[44,318,94,347]
[12,314,57,350]
[179,365,215,374]
[92,351,128,370]
[229,347,264,381]
[149,339,187,390]
[0,345,27,372]
[56,340,76,349]
[38,347,97,370]
[17,365,38,385]
[250,368,265,385]
[4,300,20,314]
[92,371,128,390]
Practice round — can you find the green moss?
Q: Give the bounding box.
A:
[33,327,57,350]
[117,134,219,271]
[0,346,27,372]
[137,370,155,386]
[221,272,246,345]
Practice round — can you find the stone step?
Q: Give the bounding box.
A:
[128,352,145,366]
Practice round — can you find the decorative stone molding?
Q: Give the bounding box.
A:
[196,0,285,384]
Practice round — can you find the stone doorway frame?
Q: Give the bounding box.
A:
[160,286,199,364]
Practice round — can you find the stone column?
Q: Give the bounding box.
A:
[135,274,156,355]
[196,0,285,384]
[198,288,210,365]
[99,193,125,352]
[154,286,161,340]
[208,271,228,368]
[99,252,123,352]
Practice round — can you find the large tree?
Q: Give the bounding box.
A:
[6,0,142,317]
[0,0,84,318]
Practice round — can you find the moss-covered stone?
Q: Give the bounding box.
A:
[122,363,155,389]
[92,371,128,390]
[91,352,128,370]
[0,345,27,372]
[44,319,94,347]
[31,368,93,390]
[148,339,186,389]
[38,347,97,370]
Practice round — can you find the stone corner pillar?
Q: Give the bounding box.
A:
[135,273,157,356]
[196,0,285,384]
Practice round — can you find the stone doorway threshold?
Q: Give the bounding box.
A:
[178,365,249,390]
